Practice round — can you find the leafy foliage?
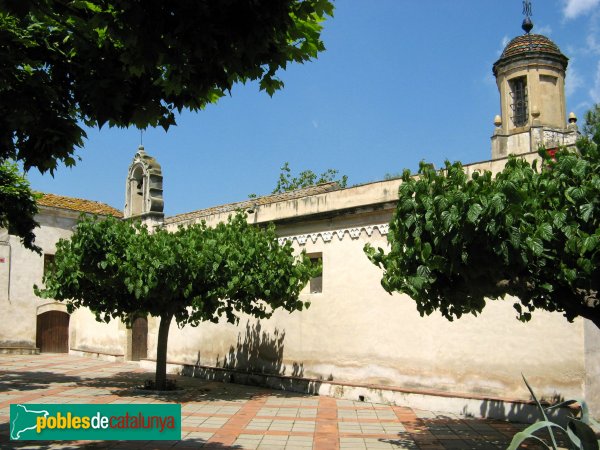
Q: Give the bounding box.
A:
[383,172,403,181]
[584,104,600,140]
[507,375,600,450]
[0,0,332,251]
[366,111,600,328]
[0,0,334,174]
[272,162,348,193]
[0,160,40,253]
[35,212,316,388]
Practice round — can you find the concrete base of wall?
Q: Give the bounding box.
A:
[139,359,572,425]
[0,346,40,355]
[70,348,124,362]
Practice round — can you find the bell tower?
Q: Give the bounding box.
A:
[124,145,164,227]
[491,1,579,158]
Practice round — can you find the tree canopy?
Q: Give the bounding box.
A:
[272,162,348,193]
[366,111,600,329]
[36,212,316,388]
[0,160,40,252]
[1,0,333,173]
[0,0,333,250]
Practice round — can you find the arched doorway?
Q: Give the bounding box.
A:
[36,311,69,353]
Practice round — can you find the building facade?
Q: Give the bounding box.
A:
[2,21,599,419]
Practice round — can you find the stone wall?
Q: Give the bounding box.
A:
[0,209,78,349]
[154,184,585,402]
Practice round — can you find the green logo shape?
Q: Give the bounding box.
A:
[10,404,181,441]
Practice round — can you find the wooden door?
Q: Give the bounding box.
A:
[36,311,69,353]
[131,317,148,361]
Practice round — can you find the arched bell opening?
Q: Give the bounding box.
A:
[128,165,145,217]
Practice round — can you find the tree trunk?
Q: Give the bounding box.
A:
[155,313,173,390]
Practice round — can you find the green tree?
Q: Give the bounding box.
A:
[0,0,333,247]
[365,110,600,329]
[0,160,40,253]
[273,162,348,193]
[36,212,316,389]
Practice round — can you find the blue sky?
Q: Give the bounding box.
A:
[28,0,600,217]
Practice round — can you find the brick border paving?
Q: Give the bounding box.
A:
[0,354,555,449]
[314,396,339,450]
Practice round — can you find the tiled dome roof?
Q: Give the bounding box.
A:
[493,33,568,76]
[500,34,564,59]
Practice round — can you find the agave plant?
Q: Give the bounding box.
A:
[508,375,600,450]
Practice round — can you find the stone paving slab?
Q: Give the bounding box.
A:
[0,354,558,449]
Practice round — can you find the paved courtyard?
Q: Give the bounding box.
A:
[0,354,542,449]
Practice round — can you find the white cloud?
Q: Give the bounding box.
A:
[575,100,593,114]
[590,60,600,102]
[535,24,553,35]
[563,0,600,20]
[566,59,584,97]
[588,33,600,53]
[496,35,510,57]
[586,12,600,54]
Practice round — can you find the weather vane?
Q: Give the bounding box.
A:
[522,0,534,33]
[523,0,532,18]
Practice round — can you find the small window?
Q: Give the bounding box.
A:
[43,254,55,276]
[309,254,323,294]
[509,76,528,127]
[539,74,557,85]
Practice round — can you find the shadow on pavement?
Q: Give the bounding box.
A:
[0,362,313,404]
[0,371,83,392]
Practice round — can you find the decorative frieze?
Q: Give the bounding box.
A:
[542,129,578,147]
[278,223,390,246]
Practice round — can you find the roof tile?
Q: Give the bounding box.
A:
[37,193,123,218]
[165,182,341,225]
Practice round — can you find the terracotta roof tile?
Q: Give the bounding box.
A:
[37,193,123,218]
[165,182,341,225]
[500,34,564,59]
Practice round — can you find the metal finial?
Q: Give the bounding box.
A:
[522,0,533,33]
[523,0,532,18]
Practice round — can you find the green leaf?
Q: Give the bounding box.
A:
[506,421,565,450]
[582,236,599,254]
[421,243,432,260]
[521,375,559,448]
[537,223,553,241]
[526,237,544,256]
[566,419,599,450]
[467,203,483,223]
[581,203,594,222]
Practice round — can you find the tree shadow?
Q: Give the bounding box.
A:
[178,320,324,396]
[479,397,571,426]
[0,370,82,392]
[220,320,302,377]
[0,424,244,449]
[409,413,571,449]
[378,436,419,449]
[0,361,278,404]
